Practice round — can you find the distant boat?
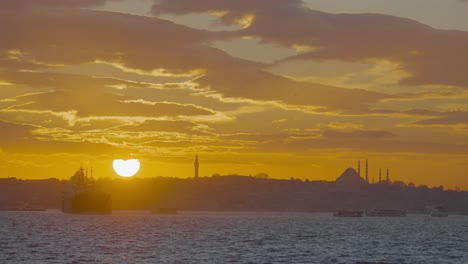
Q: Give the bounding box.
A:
[430,206,448,217]
[62,166,112,214]
[151,207,177,214]
[366,209,406,217]
[333,210,364,217]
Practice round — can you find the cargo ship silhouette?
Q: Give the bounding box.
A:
[62,166,112,214]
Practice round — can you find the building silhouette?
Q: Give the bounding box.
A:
[356,159,369,183]
[358,160,361,176]
[365,159,368,184]
[194,154,199,178]
[336,168,366,185]
[355,159,396,185]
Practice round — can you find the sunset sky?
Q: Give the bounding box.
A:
[1,0,468,189]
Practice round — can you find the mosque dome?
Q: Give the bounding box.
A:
[336,168,366,185]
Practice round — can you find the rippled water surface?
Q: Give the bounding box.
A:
[0,211,467,264]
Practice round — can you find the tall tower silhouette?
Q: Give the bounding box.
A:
[379,168,382,183]
[386,168,389,183]
[358,160,361,176]
[365,159,368,183]
[194,154,199,178]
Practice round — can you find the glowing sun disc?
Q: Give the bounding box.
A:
[113,159,140,177]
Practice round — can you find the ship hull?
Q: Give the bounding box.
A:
[333,210,364,217]
[431,212,448,217]
[366,209,406,217]
[430,207,448,217]
[62,190,112,214]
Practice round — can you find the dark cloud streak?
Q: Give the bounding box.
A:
[153,0,468,88]
[0,0,107,8]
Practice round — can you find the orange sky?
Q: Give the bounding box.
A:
[1,0,468,190]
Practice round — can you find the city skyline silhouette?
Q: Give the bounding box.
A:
[1,1,468,190]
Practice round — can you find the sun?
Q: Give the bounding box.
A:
[113,159,140,177]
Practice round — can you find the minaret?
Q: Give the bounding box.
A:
[365,159,368,183]
[386,168,389,183]
[79,164,85,183]
[379,168,382,183]
[194,154,199,178]
[90,167,94,186]
[358,160,361,176]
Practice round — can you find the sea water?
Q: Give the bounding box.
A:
[0,211,467,264]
